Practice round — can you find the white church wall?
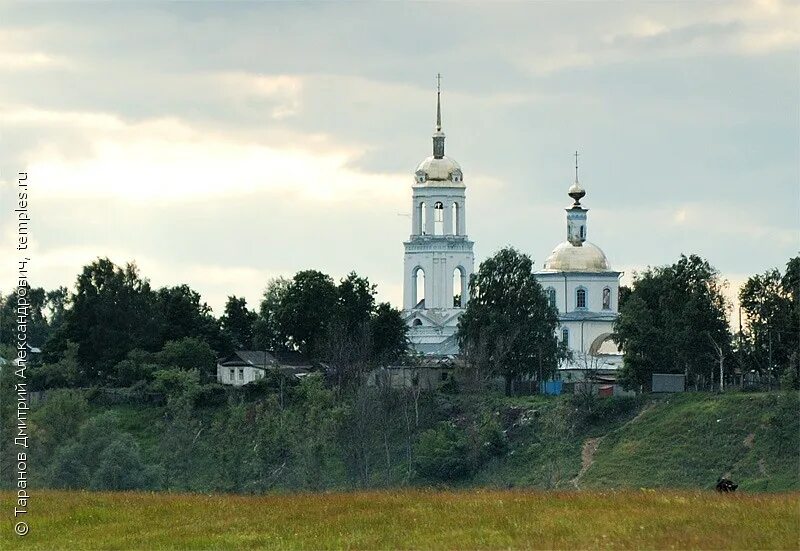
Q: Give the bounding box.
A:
[537,273,620,315]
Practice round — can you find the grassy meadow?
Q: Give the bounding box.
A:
[3,488,799,550]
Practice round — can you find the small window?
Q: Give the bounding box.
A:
[229,368,235,381]
[576,288,587,309]
[412,318,423,326]
[562,328,569,347]
[238,368,244,381]
[546,287,556,309]
[602,287,611,310]
[579,226,585,239]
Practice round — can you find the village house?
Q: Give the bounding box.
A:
[216,350,312,386]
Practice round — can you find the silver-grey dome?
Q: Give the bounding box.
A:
[415,155,463,186]
[542,241,610,272]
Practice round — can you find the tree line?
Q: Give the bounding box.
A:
[0,258,407,391]
[1,251,797,395]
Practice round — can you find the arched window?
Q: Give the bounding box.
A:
[413,267,425,308]
[433,201,444,235]
[579,225,585,240]
[412,318,423,326]
[451,202,459,235]
[453,267,466,307]
[545,287,557,309]
[576,287,587,309]
[602,287,611,310]
[418,202,427,235]
[561,327,569,347]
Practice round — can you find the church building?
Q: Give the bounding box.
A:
[402,81,474,356]
[400,81,622,373]
[535,159,623,378]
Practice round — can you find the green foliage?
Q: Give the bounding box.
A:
[113,348,160,387]
[369,302,408,364]
[457,247,562,394]
[414,422,472,481]
[157,337,216,382]
[31,389,88,454]
[43,410,163,491]
[30,340,82,389]
[0,283,60,349]
[615,254,731,391]
[155,284,230,356]
[47,443,90,489]
[255,277,291,351]
[584,393,800,491]
[277,270,338,356]
[220,295,257,349]
[149,369,201,410]
[8,384,799,494]
[254,271,407,388]
[91,434,163,490]
[47,258,161,376]
[738,256,799,381]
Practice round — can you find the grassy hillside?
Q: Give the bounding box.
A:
[583,392,799,491]
[10,385,799,493]
[463,391,799,492]
[3,489,798,550]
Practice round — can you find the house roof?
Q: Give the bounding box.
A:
[218,350,312,370]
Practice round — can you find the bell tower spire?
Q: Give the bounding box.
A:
[567,150,588,246]
[433,73,445,159]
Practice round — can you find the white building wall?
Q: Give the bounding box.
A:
[536,271,622,365]
[404,186,473,312]
[538,274,620,315]
[216,364,266,386]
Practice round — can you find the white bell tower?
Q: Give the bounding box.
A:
[402,75,475,355]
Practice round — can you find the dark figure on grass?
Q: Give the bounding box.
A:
[716,477,738,493]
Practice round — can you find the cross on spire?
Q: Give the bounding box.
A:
[574,150,580,182]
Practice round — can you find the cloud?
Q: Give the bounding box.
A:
[4,106,408,204]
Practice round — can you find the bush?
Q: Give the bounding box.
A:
[48,443,90,489]
[157,338,216,382]
[194,383,228,407]
[476,412,508,460]
[32,389,88,452]
[114,349,160,387]
[91,434,162,490]
[149,369,201,408]
[414,422,472,482]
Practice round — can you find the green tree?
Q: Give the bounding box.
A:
[114,348,160,387]
[157,337,216,383]
[615,254,731,391]
[31,389,88,455]
[220,295,257,349]
[91,434,162,490]
[457,247,562,395]
[30,340,82,389]
[255,277,291,351]
[155,284,230,356]
[336,272,376,334]
[0,283,53,349]
[369,302,408,363]
[738,256,799,382]
[48,443,90,489]
[277,270,338,356]
[413,422,472,482]
[46,258,160,380]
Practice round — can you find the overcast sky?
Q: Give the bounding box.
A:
[1,1,798,317]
